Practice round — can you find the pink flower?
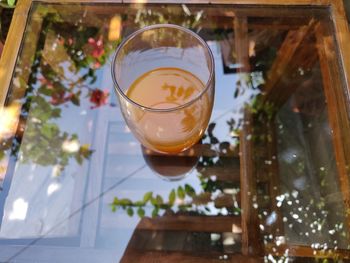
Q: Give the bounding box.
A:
[88,36,104,59]
[93,61,102,69]
[90,89,109,109]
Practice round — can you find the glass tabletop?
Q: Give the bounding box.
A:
[0,2,350,262]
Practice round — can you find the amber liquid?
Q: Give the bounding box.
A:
[126,67,211,153]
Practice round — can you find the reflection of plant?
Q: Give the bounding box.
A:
[0,0,15,8]
[135,5,204,30]
[111,185,195,218]
[250,94,276,123]
[19,96,93,167]
[133,6,206,49]
[111,175,240,218]
[0,11,119,172]
[0,0,15,43]
[111,123,240,218]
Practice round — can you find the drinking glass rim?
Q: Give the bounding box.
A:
[111,23,215,113]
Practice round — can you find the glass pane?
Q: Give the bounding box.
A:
[0,2,349,262]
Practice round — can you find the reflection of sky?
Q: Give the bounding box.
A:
[207,42,260,142]
[0,39,254,262]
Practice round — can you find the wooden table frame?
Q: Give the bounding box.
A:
[0,0,349,262]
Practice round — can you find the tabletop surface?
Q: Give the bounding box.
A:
[0,2,350,262]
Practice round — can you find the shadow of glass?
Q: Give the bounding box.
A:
[141,143,200,181]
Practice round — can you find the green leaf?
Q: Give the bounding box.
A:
[71,94,80,106]
[135,201,144,206]
[42,123,58,139]
[178,204,191,211]
[110,204,117,212]
[7,0,15,7]
[51,108,61,118]
[168,189,176,205]
[137,207,145,218]
[79,144,92,158]
[185,184,195,197]
[89,75,97,84]
[112,197,119,205]
[88,68,94,77]
[234,87,240,98]
[210,136,219,144]
[0,150,5,161]
[152,207,159,218]
[177,186,185,200]
[150,197,158,206]
[156,195,163,205]
[74,154,83,165]
[208,123,216,135]
[119,198,132,206]
[233,207,241,214]
[143,191,153,203]
[35,95,50,108]
[38,86,53,96]
[126,207,134,217]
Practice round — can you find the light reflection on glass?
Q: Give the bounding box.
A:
[0,103,20,140]
[8,198,28,221]
[0,158,7,183]
[108,15,122,41]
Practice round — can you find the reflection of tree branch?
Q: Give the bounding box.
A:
[135,6,205,33]
[111,124,240,218]
[111,182,240,218]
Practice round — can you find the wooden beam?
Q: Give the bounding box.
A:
[137,215,241,233]
[234,15,250,72]
[0,40,3,59]
[266,243,350,259]
[240,109,264,256]
[264,120,284,237]
[0,0,32,107]
[247,17,308,30]
[330,0,350,101]
[9,12,44,102]
[263,20,316,106]
[34,0,122,2]
[121,250,263,263]
[315,22,350,234]
[30,0,331,4]
[209,0,330,4]
[123,0,207,2]
[197,164,240,183]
